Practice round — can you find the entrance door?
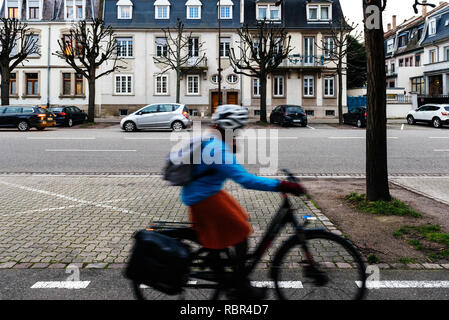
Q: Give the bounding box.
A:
[211,92,222,115]
[227,92,238,105]
[429,75,443,96]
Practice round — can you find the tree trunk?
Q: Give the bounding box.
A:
[260,75,267,123]
[176,71,181,104]
[88,79,96,123]
[1,66,10,106]
[338,63,343,125]
[364,0,391,202]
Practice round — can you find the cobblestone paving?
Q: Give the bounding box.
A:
[0,175,353,269]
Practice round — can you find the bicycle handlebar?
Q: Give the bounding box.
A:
[282,169,300,184]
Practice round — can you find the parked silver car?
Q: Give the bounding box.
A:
[120,104,192,132]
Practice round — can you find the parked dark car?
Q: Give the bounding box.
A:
[0,106,56,131]
[270,105,308,127]
[343,107,367,128]
[49,106,88,127]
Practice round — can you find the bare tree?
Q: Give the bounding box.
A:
[315,17,362,125]
[0,18,39,106]
[153,19,206,104]
[229,20,292,123]
[54,18,123,122]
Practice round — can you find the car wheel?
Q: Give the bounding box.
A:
[66,118,74,127]
[432,117,442,128]
[171,121,184,132]
[17,121,30,132]
[123,121,137,132]
[407,116,416,125]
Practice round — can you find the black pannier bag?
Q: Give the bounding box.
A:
[125,229,191,295]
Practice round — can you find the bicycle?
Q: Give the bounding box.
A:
[131,170,367,300]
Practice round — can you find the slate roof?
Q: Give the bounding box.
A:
[103,0,345,30]
[421,6,449,45]
[0,0,100,21]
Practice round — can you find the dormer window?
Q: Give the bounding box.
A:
[65,0,85,20]
[6,0,21,19]
[186,0,202,20]
[27,0,42,20]
[117,0,133,19]
[154,0,170,19]
[307,3,332,21]
[218,0,233,20]
[429,19,436,36]
[256,2,281,21]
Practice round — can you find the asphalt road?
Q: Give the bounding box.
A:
[0,123,448,174]
[1,269,448,300]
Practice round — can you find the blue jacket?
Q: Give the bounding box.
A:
[181,136,281,206]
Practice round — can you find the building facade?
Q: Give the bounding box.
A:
[0,0,100,110]
[101,0,347,118]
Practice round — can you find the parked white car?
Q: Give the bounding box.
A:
[407,104,449,128]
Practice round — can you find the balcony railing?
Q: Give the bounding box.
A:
[277,54,326,68]
[182,57,208,69]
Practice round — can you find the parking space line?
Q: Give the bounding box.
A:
[356,281,449,289]
[27,137,96,140]
[251,281,303,289]
[307,125,316,130]
[429,137,449,139]
[45,149,137,152]
[434,149,449,152]
[328,137,398,140]
[0,180,143,216]
[31,281,90,289]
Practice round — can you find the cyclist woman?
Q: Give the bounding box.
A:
[181,105,306,300]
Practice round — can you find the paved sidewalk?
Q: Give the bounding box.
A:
[0,175,346,270]
[391,178,449,206]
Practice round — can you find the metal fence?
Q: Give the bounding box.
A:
[417,95,449,107]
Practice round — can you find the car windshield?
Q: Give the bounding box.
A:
[286,107,304,113]
[38,108,47,113]
[50,108,64,112]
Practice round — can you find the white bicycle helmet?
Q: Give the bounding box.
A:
[212,105,249,130]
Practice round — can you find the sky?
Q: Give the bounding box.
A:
[340,0,442,32]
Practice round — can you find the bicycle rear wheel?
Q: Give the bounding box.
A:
[271,230,366,300]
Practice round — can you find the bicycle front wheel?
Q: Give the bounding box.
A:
[271,230,366,300]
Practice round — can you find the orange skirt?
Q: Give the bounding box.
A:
[189,190,252,250]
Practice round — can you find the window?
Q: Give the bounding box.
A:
[273,75,284,97]
[26,34,39,57]
[63,73,71,95]
[27,0,41,20]
[187,75,200,95]
[304,76,314,97]
[7,0,19,19]
[445,47,449,61]
[117,0,133,19]
[187,5,201,19]
[308,4,331,21]
[155,5,170,19]
[410,56,414,67]
[326,110,335,117]
[398,35,407,48]
[324,37,334,58]
[211,74,220,84]
[324,77,335,97]
[306,110,314,116]
[220,37,230,58]
[156,37,168,57]
[10,73,17,95]
[411,77,424,94]
[253,78,260,97]
[188,37,199,57]
[75,73,83,95]
[256,3,280,21]
[155,75,168,95]
[399,59,404,67]
[26,73,39,95]
[63,34,82,57]
[430,49,436,64]
[227,74,238,84]
[66,0,84,20]
[391,63,395,73]
[415,54,421,66]
[429,19,436,35]
[387,39,395,53]
[116,37,133,57]
[219,5,232,19]
[304,37,315,64]
[405,57,409,67]
[115,74,133,94]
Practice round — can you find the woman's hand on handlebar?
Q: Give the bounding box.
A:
[278,180,307,197]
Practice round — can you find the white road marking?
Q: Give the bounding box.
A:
[307,125,316,130]
[429,137,449,139]
[140,281,198,289]
[31,281,90,289]
[356,281,449,289]
[251,281,303,289]
[401,124,404,131]
[328,137,398,140]
[27,137,96,140]
[0,180,142,216]
[434,149,449,152]
[45,149,137,152]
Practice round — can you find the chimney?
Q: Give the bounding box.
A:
[388,23,392,31]
[392,15,397,29]
[423,0,428,16]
